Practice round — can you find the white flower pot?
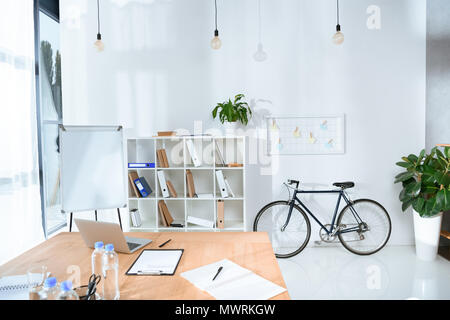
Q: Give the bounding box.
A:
[413,210,443,261]
[223,121,239,135]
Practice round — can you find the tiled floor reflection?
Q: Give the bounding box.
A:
[278,246,450,300]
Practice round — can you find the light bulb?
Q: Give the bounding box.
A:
[94,33,104,52]
[253,43,267,62]
[211,30,222,50]
[332,25,344,45]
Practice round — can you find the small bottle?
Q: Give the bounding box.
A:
[102,244,120,300]
[91,241,104,297]
[57,280,79,300]
[39,277,59,300]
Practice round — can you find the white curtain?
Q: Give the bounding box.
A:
[0,0,45,265]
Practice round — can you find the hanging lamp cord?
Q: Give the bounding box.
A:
[97,0,101,35]
[214,0,218,31]
[336,0,340,25]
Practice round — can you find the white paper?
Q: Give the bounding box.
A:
[127,250,183,275]
[181,259,286,300]
[0,273,43,300]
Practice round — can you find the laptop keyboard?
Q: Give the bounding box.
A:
[127,242,140,251]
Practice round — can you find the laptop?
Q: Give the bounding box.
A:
[74,219,152,254]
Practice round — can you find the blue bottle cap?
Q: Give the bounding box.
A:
[44,277,57,288]
[105,244,114,251]
[94,241,104,249]
[60,280,72,291]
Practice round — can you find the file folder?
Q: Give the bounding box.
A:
[186,139,202,167]
[134,177,152,197]
[157,170,170,198]
[215,170,229,198]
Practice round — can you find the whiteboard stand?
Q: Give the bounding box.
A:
[68,208,123,232]
[60,125,127,231]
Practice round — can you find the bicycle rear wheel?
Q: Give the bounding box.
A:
[253,201,311,258]
[337,199,391,255]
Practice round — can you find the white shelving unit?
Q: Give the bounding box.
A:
[127,136,246,232]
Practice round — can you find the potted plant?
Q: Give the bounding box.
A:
[212,94,252,131]
[394,146,450,261]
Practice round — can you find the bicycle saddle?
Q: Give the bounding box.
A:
[333,181,355,189]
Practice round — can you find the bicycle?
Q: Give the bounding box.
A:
[253,179,392,258]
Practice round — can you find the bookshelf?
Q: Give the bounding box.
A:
[126,136,246,232]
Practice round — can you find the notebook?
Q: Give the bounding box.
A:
[0,273,44,300]
[181,259,286,300]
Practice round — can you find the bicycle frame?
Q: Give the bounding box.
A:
[282,188,364,235]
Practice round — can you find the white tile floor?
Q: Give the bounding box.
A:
[278,246,450,300]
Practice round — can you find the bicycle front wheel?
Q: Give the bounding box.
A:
[253,201,311,258]
[337,199,391,255]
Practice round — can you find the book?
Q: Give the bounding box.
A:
[215,170,229,198]
[226,163,243,167]
[217,200,224,229]
[166,180,177,198]
[128,171,141,198]
[134,177,152,198]
[187,216,215,228]
[186,169,196,198]
[158,200,168,227]
[159,200,174,225]
[157,149,169,168]
[157,170,170,198]
[157,131,176,136]
[161,149,169,168]
[128,162,155,168]
[186,139,201,167]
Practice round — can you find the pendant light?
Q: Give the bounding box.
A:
[332,0,344,45]
[94,0,104,52]
[211,0,222,50]
[253,0,267,62]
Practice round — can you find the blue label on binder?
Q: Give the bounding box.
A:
[128,163,155,168]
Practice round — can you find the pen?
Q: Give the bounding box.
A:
[159,239,172,248]
[212,266,223,281]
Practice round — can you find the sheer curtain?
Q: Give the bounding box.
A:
[0,0,45,265]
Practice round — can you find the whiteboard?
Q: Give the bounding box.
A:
[60,125,126,212]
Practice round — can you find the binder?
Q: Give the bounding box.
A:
[217,200,224,229]
[130,209,142,227]
[157,170,170,198]
[158,200,168,226]
[214,140,226,166]
[128,162,155,168]
[166,180,177,198]
[186,139,202,167]
[128,171,141,198]
[224,177,235,198]
[187,216,215,228]
[186,169,196,198]
[215,170,229,198]
[134,177,151,197]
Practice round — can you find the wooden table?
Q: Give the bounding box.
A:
[0,232,290,300]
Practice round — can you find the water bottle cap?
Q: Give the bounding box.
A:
[60,280,72,291]
[44,277,57,288]
[105,244,114,251]
[94,241,104,249]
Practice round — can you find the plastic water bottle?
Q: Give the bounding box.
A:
[57,280,79,300]
[91,241,104,297]
[39,277,59,300]
[102,244,120,300]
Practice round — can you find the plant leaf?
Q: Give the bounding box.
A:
[394,171,415,183]
[412,197,426,214]
[401,198,414,212]
[436,188,450,211]
[396,161,413,168]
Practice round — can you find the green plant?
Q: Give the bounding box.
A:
[212,94,252,125]
[394,146,450,217]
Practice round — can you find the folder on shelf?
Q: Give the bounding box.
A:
[187,216,215,228]
[224,177,235,198]
[186,139,202,167]
[128,162,155,168]
[214,140,226,167]
[157,149,169,168]
[166,180,177,198]
[217,200,224,229]
[215,170,229,198]
[128,171,141,198]
[158,200,168,227]
[134,177,152,198]
[157,170,170,198]
[158,200,174,226]
[186,169,197,198]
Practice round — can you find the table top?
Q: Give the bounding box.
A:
[0,232,290,300]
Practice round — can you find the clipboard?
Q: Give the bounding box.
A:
[126,249,184,276]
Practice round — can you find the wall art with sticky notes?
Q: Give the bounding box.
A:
[266,115,345,155]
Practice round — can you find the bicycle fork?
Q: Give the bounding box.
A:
[281,200,295,232]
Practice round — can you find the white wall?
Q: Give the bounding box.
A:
[60,0,426,245]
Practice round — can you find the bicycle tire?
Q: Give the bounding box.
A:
[337,199,392,256]
[253,200,311,258]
